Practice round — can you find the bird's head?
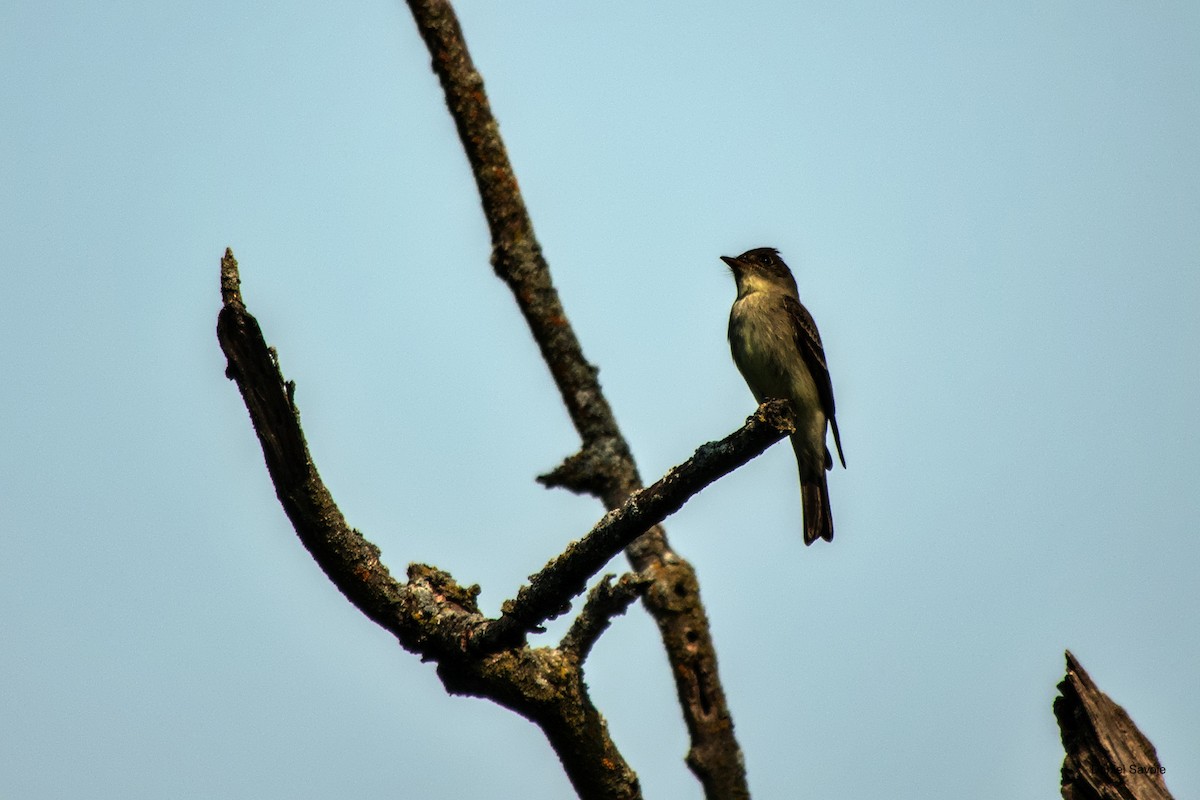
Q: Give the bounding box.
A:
[720,248,799,297]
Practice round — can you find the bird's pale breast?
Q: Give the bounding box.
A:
[729,291,827,473]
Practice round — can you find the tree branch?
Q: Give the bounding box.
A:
[403,3,754,795]
[475,401,796,653]
[217,249,410,627]
[561,574,654,662]
[218,250,641,800]
[1054,650,1174,800]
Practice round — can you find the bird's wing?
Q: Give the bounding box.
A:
[784,295,846,468]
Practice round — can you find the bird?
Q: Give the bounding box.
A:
[722,247,845,544]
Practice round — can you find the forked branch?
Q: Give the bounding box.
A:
[218,248,791,798]
[403,2,753,795]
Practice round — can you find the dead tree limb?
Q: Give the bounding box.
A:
[1054,650,1174,800]
[560,574,655,662]
[476,401,795,653]
[219,250,635,799]
[403,3,752,795]
[218,249,793,797]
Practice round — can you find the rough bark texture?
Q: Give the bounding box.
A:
[218,251,638,800]
[218,249,792,797]
[560,574,654,662]
[403,3,752,796]
[478,401,795,652]
[1054,651,1174,800]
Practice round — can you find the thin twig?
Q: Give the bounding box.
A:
[562,573,655,662]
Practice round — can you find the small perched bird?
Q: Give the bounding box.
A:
[722,247,845,544]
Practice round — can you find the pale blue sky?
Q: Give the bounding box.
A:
[3,2,1198,798]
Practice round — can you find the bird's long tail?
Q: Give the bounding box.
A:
[801,473,834,545]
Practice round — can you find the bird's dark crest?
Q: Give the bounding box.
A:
[737,247,780,262]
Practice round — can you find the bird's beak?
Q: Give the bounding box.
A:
[720,255,741,269]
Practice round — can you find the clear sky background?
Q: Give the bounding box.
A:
[3,2,1198,798]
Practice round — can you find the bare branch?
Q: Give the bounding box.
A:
[218,250,641,800]
[1054,650,1174,800]
[404,0,620,459]
[403,3,754,794]
[217,249,411,627]
[561,573,654,663]
[475,401,796,653]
